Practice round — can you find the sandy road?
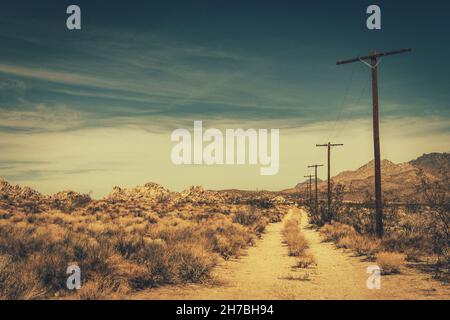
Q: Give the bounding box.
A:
[133,207,449,300]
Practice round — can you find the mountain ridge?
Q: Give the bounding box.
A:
[284,152,449,201]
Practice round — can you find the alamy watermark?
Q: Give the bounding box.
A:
[66,264,81,290]
[366,265,381,289]
[171,121,279,175]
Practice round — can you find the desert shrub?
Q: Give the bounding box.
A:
[283,217,309,256]
[320,222,381,258]
[0,186,286,299]
[415,170,449,260]
[382,211,435,254]
[295,253,317,268]
[27,252,68,292]
[376,252,405,274]
[252,216,269,235]
[233,207,260,226]
[336,235,355,249]
[76,275,122,300]
[171,243,216,282]
[211,226,253,259]
[320,222,357,243]
[338,206,375,234]
[246,197,274,209]
[282,214,316,271]
[0,255,46,300]
[351,236,381,258]
[201,216,253,259]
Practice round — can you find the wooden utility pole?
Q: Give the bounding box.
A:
[308,164,323,215]
[316,142,344,222]
[304,174,313,208]
[336,48,411,238]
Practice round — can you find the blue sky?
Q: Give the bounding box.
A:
[0,0,449,196]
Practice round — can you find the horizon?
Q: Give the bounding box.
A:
[1,150,447,198]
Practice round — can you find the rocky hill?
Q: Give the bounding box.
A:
[0,178,287,216]
[410,152,450,177]
[285,152,449,202]
[0,178,91,213]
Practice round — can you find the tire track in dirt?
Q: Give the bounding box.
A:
[133,207,449,300]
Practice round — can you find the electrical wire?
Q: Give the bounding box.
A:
[325,61,356,142]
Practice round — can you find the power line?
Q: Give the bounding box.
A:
[326,61,357,141]
[333,73,371,139]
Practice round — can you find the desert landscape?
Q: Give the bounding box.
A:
[0,1,449,303]
[0,152,448,300]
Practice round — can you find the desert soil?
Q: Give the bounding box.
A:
[133,207,449,300]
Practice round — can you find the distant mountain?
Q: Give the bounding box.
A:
[330,159,425,201]
[285,152,449,201]
[0,178,289,216]
[409,152,450,177]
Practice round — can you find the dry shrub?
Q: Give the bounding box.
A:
[321,222,381,258]
[405,249,422,262]
[76,276,121,300]
[283,217,309,257]
[336,235,355,250]
[376,252,405,274]
[0,255,46,300]
[320,222,357,243]
[352,236,381,258]
[282,215,316,271]
[203,217,254,259]
[295,253,317,268]
[0,190,284,299]
[233,207,260,226]
[171,243,216,282]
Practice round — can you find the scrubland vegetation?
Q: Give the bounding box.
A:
[0,180,287,299]
[376,252,405,275]
[282,213,316,269]
[308,171,449,281]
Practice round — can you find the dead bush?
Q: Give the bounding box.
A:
[376,252,405,274]
[283,216,309,257]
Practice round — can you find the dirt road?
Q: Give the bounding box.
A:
[133,207,449,300]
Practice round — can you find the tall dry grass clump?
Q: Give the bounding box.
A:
[376,252,405,274]
[283,218,308,256]
[320,222,381,259]
[282,213,316,268]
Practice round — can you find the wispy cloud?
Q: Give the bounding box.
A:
[0,104,84,132]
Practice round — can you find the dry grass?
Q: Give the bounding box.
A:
[0,196,288,299]
[283,218,309,256]
[282,214,316,268]
[320,222,381,259]
[295,253,317,269]
[376,252,405,274]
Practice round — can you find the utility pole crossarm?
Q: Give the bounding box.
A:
[336,48,412,65]
[316,143,344,147]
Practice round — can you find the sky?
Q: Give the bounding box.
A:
[0,0,449,197]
